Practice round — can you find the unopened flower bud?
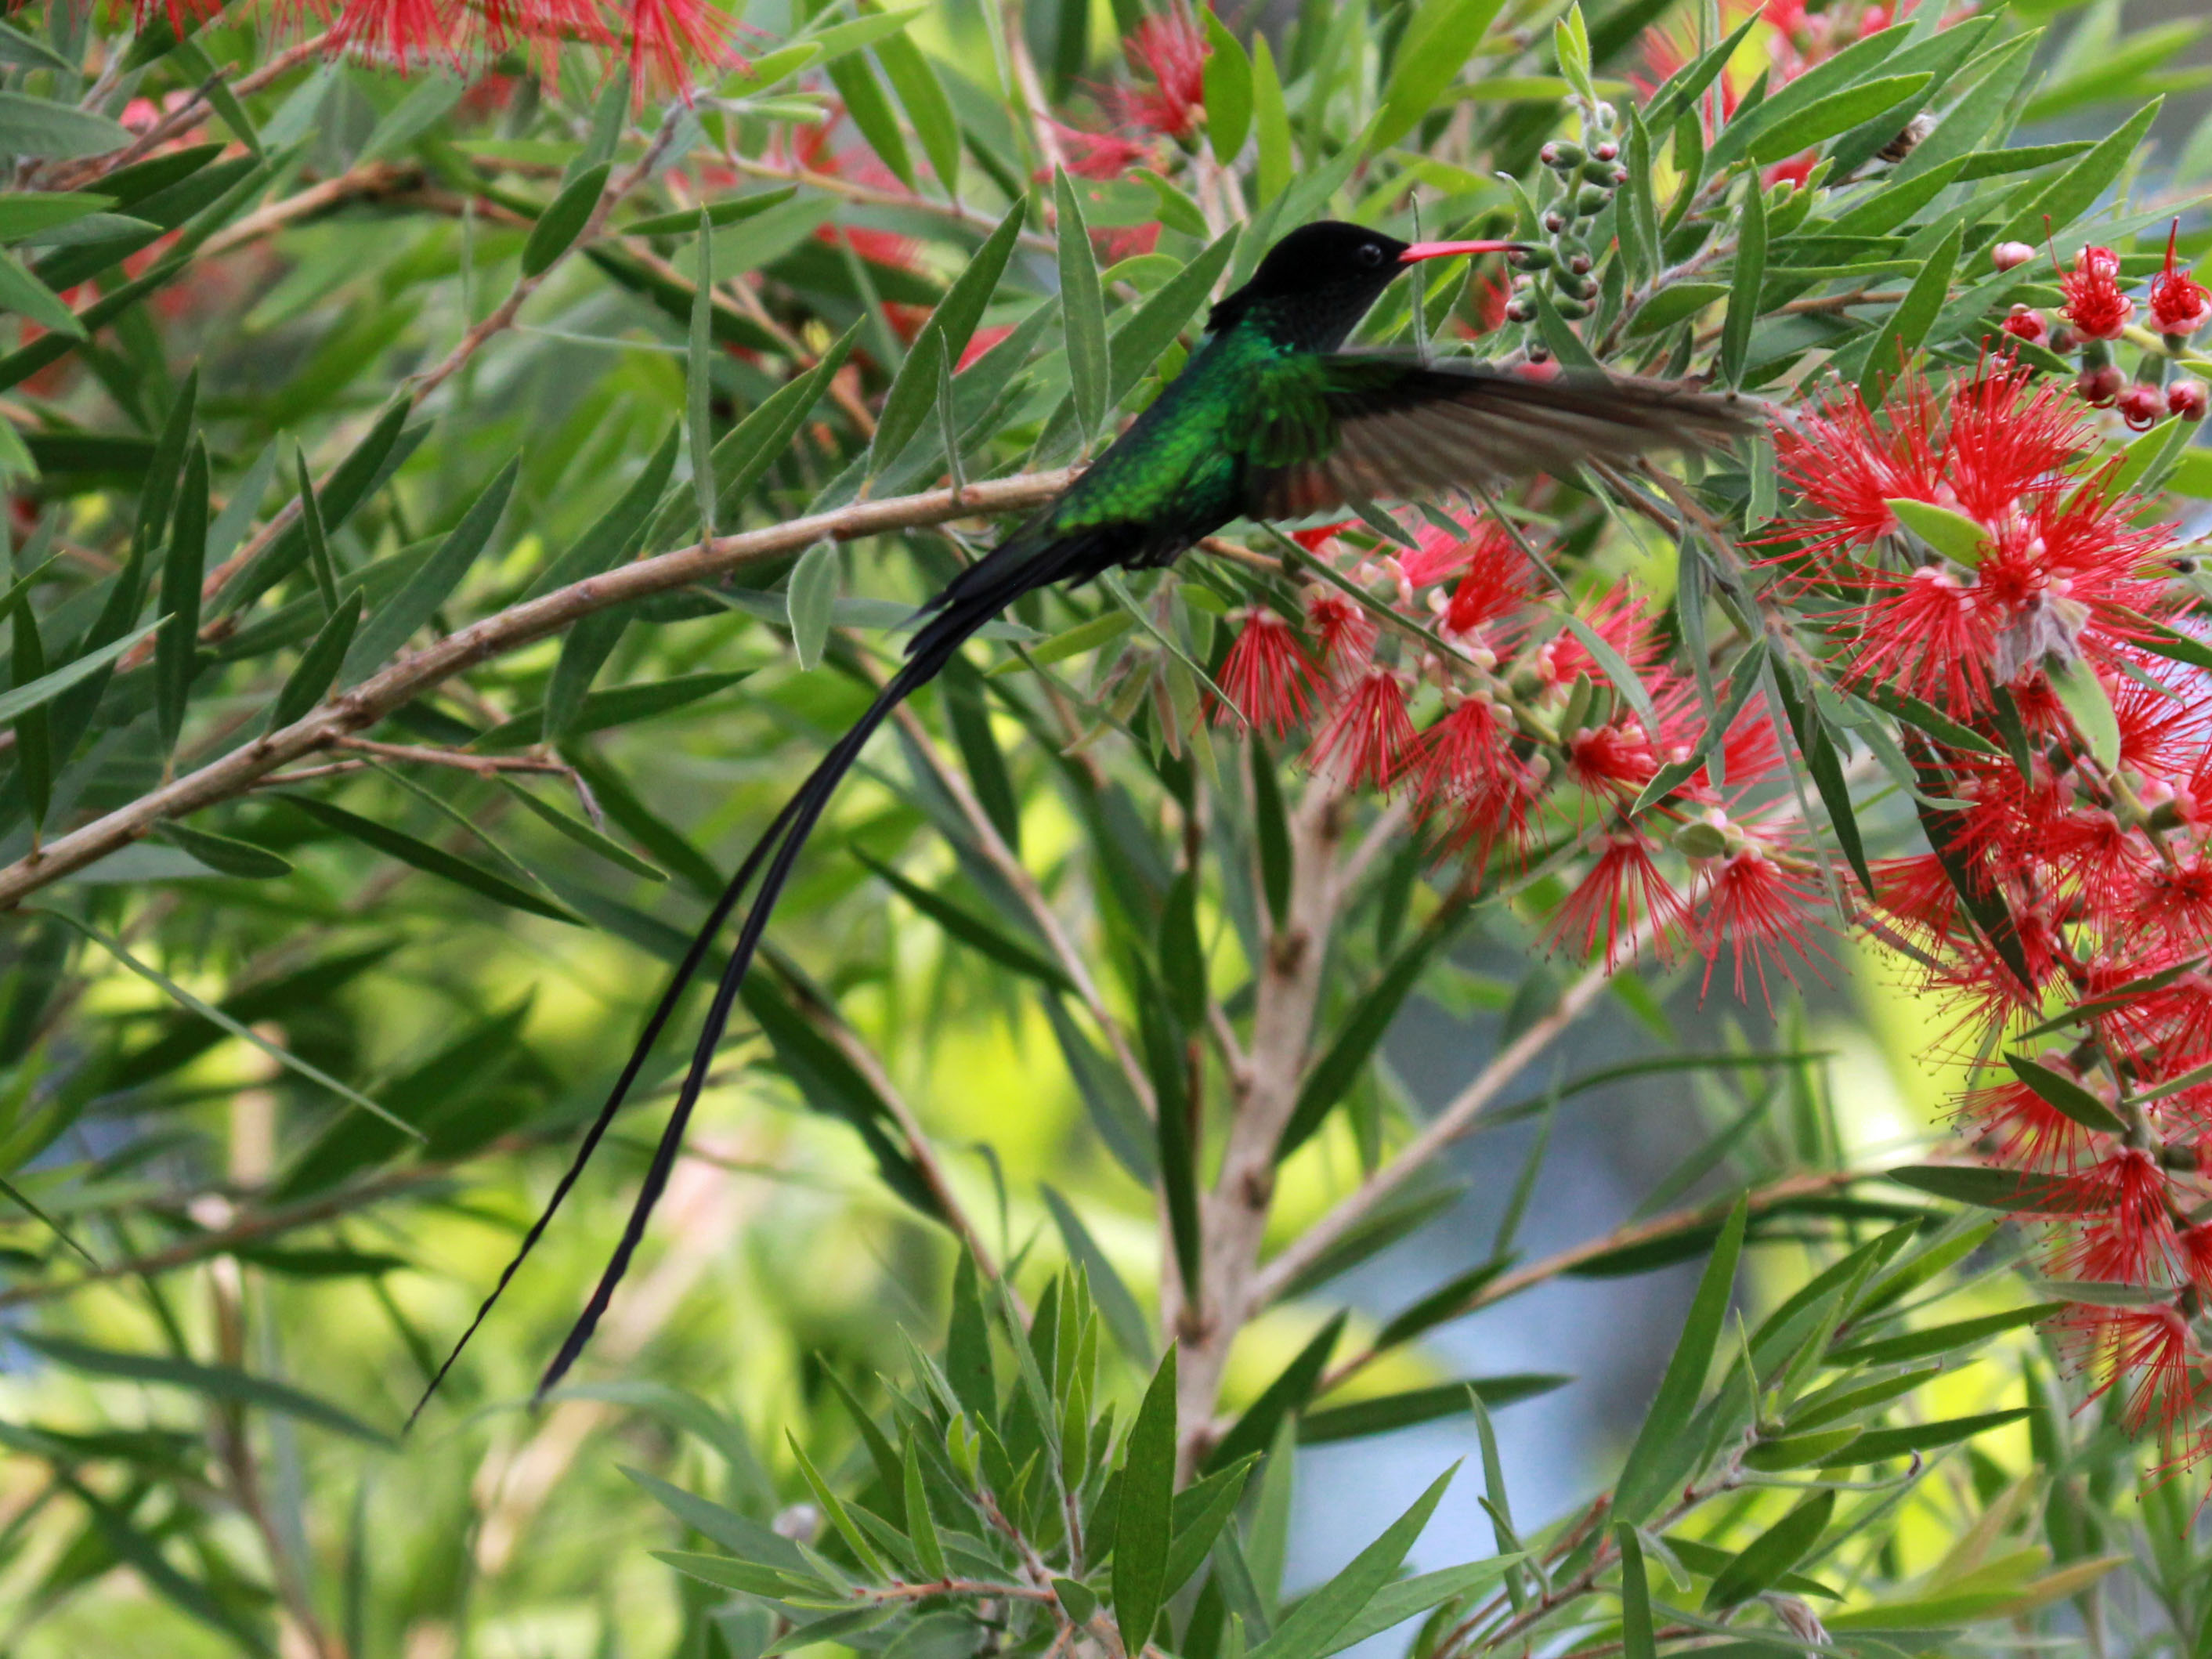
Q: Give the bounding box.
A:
[1567,251,1593,276]
[2117,382,2165,430]
[1513,244,1556,270]
[2001,305,2048,347]
[2170,378,2209,421]
[1574,185,1612,215]
[1542,209,1568,235]
[1552,296,1593,320]
[1990,240,2036,273]
[1552,271,1596,301]
[1580,157,1621,186]
[1592,140,1620,162]
[2076,363,2126,407]
[1504,298,1535,323]
[1541,141,1585,169]
[1673,819,1731,860]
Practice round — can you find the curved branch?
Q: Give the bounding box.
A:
[0,468,1075,910]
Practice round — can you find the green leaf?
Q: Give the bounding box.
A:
[1618,1524,1657,1659]
[152,821,293,880]
[479,670,750,750]
[0,92,131,160]
[524,427,680,602]
[623,1466,811,1572]
[1246,1466,1458,1659]
[1827,1301,2066,1366]
[1887,497,1987,566]
[522,161,609,276]
[1280,897,1469,1158]
[872,321,946,472]
[688,215,717,536]
[1746,73,1932,165]
[293,444,339,612]
[1166,1457,1256,1595]
[1613,1197,1746,1524]
[1627,281,1729,338]
[1042,1184,1152,1365]
[0,613,162,725]
[2004,1051,2123,1134]
[2048,655,2121,770]
[1110,230,1241,405]
[1056,169,1109,442]
[1768,660,1872,897]
[1298,1375,1569,1443]
[497,777,667,881]
[1316,1558,1522,1658]
[1372,0,1508,150]
[1858,220,1960,405]
[1995,97,2163,246]
[279,795,581,924]
[1202,11,1252,160]
[154,437,208,757]
[19,1331,393,1445]
[856,849,1074,992]
[1839,676,1998,755]
[1561,613,1657,731]
[0,247,83,337]
[266,591,361,733]
[1842,1407,2029,1463]
[786,540,838,670]
[1252,37,1292,204]
[1209,1313,1345,1473]
[1885,1163,2077,1211]
[1114,1344,1177,1657]
[1704,1491,1834,1610]
[342,457,517,683]
[1704,23,1908,172]
[873,27,958,193]
[826,49,915,190]
[711,323,862,515]
[623,186,797,237]
[905,1439,948,1578]
[222,393,410,614]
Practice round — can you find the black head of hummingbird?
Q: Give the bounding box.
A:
[1205,219,1524,348]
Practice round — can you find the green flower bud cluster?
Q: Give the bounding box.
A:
[1506,121,1628,325]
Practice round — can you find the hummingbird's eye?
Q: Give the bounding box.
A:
[1357,242,1385,267]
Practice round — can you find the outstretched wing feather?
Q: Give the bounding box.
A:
[1242,356,1751,519]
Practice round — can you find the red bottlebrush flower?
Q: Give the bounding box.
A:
[1960,1069,2093,1174]
[1535,589,1661,690]
[1305,588,1377,674]
[1549,834,1695,972]
[2150,221,2212,338]
[329,0,464,74]
[1412,696,1507,809]
[1291,521,1357,555]
[1399,517,1483,590]
[1567,721,1658,801]
[2117,383,2166,432]
[1309,668,1415,793]
[2055,1145,2175,1286]
[1767,376,1939,558]
[1097,220,1162,266]
[2057,1303,2206,1440]
[2059,244,2134,342]
[1052,121,1152,180]
[1113,8,1209,139]
[1697,843,1825,1005]
[133,0,224,42]
[1469,269,1513,334]
[1216,609,1317,736]
[2001,304,2048,347]
[2170,378,2208,422]
[1441,527,1531,640]
[620,0,743,100]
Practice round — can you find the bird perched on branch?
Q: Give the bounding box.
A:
[411,219,1752,1419]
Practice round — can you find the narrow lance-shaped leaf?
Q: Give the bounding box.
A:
[1612,1196,1747,1523]
[342,456,518,684]
[295,442,339,611]
[267,591,361,733]
[1055,168,1108,443]
[689,211,717,536]
[10,598,49,828]
[1246,1466,1459,1659]
[1115,1344,1178,1656]
[155,436,209,760]
[1722,174,1766,389]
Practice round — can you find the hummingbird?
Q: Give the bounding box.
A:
[414,219,1752,1418]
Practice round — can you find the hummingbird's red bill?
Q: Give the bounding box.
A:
[1400,240,1524,262]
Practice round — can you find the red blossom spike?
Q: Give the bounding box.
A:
[1215,609,1317,736]
[2151,220,2212,338]
[2056,242,2135,342]
[328,0,465,74]
[620,0,743,102]
[1548,834,1695,971]
[1304,588,1378,675]
[1695,841,1827,1005]
[1411,696,1507,810]
[1112,8,1209,138]
[1308,667,1415,793]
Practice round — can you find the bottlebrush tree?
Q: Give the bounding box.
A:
[2,0,2212,1653]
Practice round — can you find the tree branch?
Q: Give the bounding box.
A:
[0,468,1075,910]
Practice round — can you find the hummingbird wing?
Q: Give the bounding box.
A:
[1241,355,1755,520]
